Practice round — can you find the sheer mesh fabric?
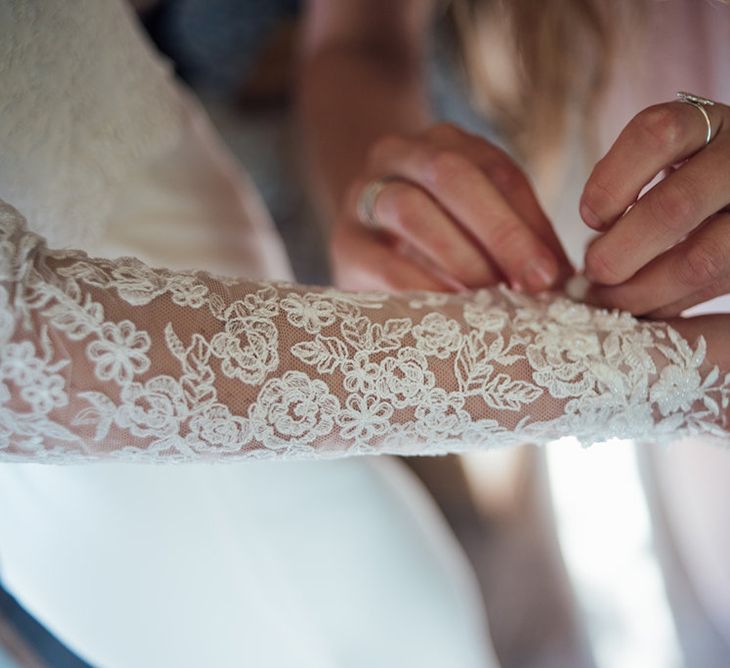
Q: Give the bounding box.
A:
[1,201,728,463]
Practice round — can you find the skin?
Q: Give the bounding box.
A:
[298,1,729,368]
[297,0,572,294]
[581,100,730,318]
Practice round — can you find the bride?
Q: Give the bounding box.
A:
[0,1,728,666]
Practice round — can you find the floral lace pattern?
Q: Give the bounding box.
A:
[1,201,728,463]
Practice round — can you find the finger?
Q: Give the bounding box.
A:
[580,101,728,230]
[371,179,501,287]
[411,126,573,282]
[392,239,472,292]
[586,213,730,315]
[469,143,574,282]
[331,224,450,293]
[370,139,561,292]
[424,122,467,145]
[584,137,730,285]
[647,283,730,319]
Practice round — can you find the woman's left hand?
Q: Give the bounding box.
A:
[580,96,730,317]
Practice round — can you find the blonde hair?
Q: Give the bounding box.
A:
[451,0,644,180]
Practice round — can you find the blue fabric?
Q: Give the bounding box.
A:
[147,0,301,92]
[0,584,90,667]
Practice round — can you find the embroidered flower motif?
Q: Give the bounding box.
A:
[186,404,251,452]
[0,238,15,283]
[407,292,450,309]
[0,340,67,413]
[380,421,421,453]
[375,348,435,408]
[239,286,280,319]
[341,351,380,395]
[250,371,340,449]
[413,313,462,358]
[337,393,393,442]
[168,275,209,308]
[210,315,279,385]
[558,330,601,361]
[342,348,435,409]
[526,317,603,398]
[546,300,593,326]
[0,287,14,344]
[20,372,67,414]
[414,389,470,440]
[117,376,188,438]
[592,309,645,333]
[591,402,656,441]
[111,261,167,305]
[2,205,729,463]
[281,293,337,334]
[650,364,703,417]
[87,320,151,384]
[464,291,509,333]
[0,342,45,385]
[461,418,506,447]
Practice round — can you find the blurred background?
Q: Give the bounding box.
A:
[1,2,728,667]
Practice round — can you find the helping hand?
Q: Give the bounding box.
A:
[331,123,573,293]
[581,96,730,318]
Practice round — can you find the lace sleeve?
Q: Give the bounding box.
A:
[1,202,728,462]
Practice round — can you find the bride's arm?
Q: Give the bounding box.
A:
[1,202,728,462]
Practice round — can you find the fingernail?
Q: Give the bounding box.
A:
[511,280,525,293]
[523,258,557,291]
[580,202,603,229]
[583,263,598,283]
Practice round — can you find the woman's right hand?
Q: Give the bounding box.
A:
[330,123,574,292]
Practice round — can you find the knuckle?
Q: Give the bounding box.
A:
[423,149,472,189]
[585,245,624,285]
[368,133,406,165]
[636,105,685,150]
[649,178,699,233]
[582,176,622,218]
[485,161,525,195]
[487,218,524,254]
[427,122,462,142]
[679,239,725,288]
[383,184,424,232]
[459,263,496,287]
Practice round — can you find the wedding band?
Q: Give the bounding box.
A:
[356,177,395,230]
[676,91,716,145]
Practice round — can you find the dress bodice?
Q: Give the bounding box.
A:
[0,0,184,247]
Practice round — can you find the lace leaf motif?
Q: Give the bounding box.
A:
[0,203,728,462]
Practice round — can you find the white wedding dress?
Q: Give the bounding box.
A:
[0,1,728,667]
